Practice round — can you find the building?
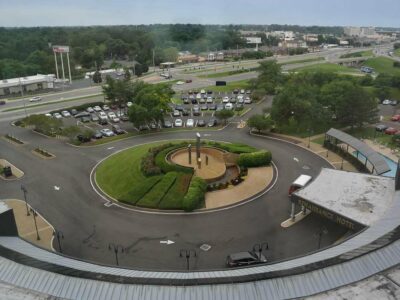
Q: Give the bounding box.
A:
[177,52,199,64]
[304,34,319,42]
[344,26,376,37]
[279,40,307,48]
[207,52,224,61]
[0,74,55,97]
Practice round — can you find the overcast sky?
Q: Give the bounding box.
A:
[0,0,399,28]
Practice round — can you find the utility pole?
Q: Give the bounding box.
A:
[152,49,156,73]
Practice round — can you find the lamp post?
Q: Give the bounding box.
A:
[316,226,328,249]
[53,230,64,253]
[29,207,40,240]
[253,242,269,259]
[108,243,124,266]
[179,249,197,270]
[20,185,30,216]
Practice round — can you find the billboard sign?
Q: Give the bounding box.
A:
[246,37,262,44]
[53,46,70,53]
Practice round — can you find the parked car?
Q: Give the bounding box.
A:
[230,97,237,103]
[246,90,251,94]
[0,100,6,105]
[112,125,125,135]
[191,98,198,104]
[199,98,206,104]
[235,104,244,110]
[208,119,218,127]
[207,90,213,95]
[86,107,94,113]
[127,102,133,107]
[100,128,114,137]
[77,134,91,143]
[186,119,194,127]
[175,105,184,111]
[29,96,42,102]
[173,110,180,117]
[61,110,71,117]
[225,103,233,110]
[71,109,78,116]
[182,109,189,116]
[91,114,99,122]
[163,120,172,128]
[185,79,192,83]
[108,112,116,119]
[138,125,150,131]
[174,119,183,127]
[81,116,91,123]
[53,113,62,119]
[385,127,398,135]
[391,100,398,106]
[92,131,103,139]
[45,113,52,117]
[75,111,90,118]
[233,89,239,94]
[208,104,217,110]
[201,104,208,110]
[222,96,230,103]
[375,124,388,132]
[193,107,201,116]
[197,119,206,127]
[240,89,245,94]
[102,104,110,111]
[110,116,120,123]
[391,115,400,121]
[93,106,102,112]
[382,99,392,105]
[244,97,252,104]
[99,111,108,119]
[216,104,224,111]
[183,98,190,104]
[226,251,267,268]
[200,89,206,94]
[98,118,108,125]
[206,97,213,103]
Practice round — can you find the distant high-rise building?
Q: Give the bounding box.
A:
[344,26,376,37]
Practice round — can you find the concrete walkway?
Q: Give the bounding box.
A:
[3,199,54,251]
[205,166,273,209]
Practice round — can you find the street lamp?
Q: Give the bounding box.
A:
[253,242,269,259]
[53,230,64,253]
[29,207,40,241]
[20,185,30,216]
[315,226,328,249]
[179,249,197,271]
[108,243,124,266]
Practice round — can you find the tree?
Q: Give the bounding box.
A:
[162,47,179,62]
[254,61,282,95]
[247,114,273,132]
[375,87,391,102]
[123,67,131,81]
[215,109,234,124]
[128,104,149,128]
[92,71,102,83]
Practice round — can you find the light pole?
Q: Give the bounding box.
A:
[29,207,40,240]
[179,249,197,270]
[53,230,64,253]
[20,185,30,216]
[316,226,328,249]
[253,242,269,259]
[108,243,124,266]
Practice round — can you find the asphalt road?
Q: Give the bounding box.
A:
[0,115,348,271]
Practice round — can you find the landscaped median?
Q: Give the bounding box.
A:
[95,140,272,212]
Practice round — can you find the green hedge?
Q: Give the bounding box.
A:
[118,176,162,205]
[155,146,194,174]
[136,172,177,208]
[206,141,257,154]
[159,173,192,209]
[237,150,272,168]
[182,177,207,212]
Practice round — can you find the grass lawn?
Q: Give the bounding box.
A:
[159,173,192,209]
[291,63,362,75]
[198,69,255,79]
[340,50,373,59]
[279,57,324,65]
[394,48,400,57]
[362,57,400,76]
[200,79,251,93]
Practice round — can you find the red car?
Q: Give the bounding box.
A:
[391,115,400,121]
[385,127,398,135]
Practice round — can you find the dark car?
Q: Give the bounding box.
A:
[98,118,108,125]
[197,119,206,127]
[112,125,125,135]
[208,104,217,110]
[391,100,398,106]
[163,120,173,128]
[182,109,189,116]
[207,90,213,94]
[375,124,388,132]
[233,89,239,94]
[226,251,267,268]
[120,115,129,122]
[81,116,91,123]
[77,134,91,143]
[71,109,78,116]
[191,98,198,104]
[185,79,192,83]
[183,98,190,104]
[193,108,201,116]
[208,119,218,127]
[175,105,184,111]
[75,111,90,118]
[0,100,6,105]
[92,131,103,139]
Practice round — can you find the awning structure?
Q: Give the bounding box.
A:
[293,168,395,228]
[325,128,391,175]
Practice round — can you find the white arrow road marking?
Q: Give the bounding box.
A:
[104,202,113,207]
[160,240,175,245]
[293,157,299,162]
[54,186,60,191]
[107,147,115,150]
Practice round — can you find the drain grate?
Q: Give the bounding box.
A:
[200,244,212,252]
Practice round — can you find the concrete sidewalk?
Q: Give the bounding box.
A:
[3,199,54,251]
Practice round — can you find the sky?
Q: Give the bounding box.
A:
[0,0,399,28]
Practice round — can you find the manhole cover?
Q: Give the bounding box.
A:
[302,165,311,170]
[200,244,211,252]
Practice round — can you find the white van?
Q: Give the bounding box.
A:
[288,174,312,196]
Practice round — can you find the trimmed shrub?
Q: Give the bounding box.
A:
[159,173,192,209]
[206,141,257,154]
[119,176,162,205]
[155,146,194,174]
[136,172,177,208]
[182,177,207,212]
[237,150,272,168]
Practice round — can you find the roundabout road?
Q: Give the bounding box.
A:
[0,119,348,271]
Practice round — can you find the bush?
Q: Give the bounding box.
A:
[155,145,194,174]
[136,172,177,208]
[206,141,257,154]
[237,150,272,167]
[182,177,207,212]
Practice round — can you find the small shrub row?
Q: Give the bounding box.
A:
[136,172,178,208]
[118,176,162,205]
[206,141,257,154]
[237,150,272,168]
[34,148,53,157]
[5,134,24,144]
[182,177,207,212]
